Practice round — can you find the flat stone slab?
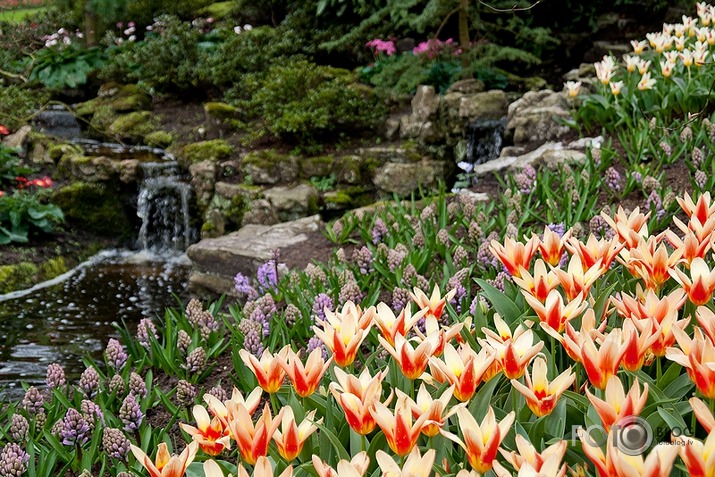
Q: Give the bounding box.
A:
[187,215,322,295]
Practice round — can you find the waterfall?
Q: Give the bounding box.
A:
[34,105,81,139]
[136,161,193,254]
[465,118,506,166]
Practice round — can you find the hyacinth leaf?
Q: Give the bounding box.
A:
[81,424,104,470]
[474,278,521,321]
[42,429,73,462]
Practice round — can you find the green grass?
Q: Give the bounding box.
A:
[0,6,47,23]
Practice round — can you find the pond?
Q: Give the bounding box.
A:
[0,251,190,400]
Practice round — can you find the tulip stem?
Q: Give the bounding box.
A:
[270,392,280,415]
[656,357,662,382]
[361,434,367,453]
[709,397,715,416]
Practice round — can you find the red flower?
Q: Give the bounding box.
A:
[0,125,9,135]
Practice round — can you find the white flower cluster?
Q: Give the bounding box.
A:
[43,28,83,48]
[233,24,253,34]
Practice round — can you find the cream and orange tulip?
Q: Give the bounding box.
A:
[409,284,456,321]
[673,432,715,477]
[130,441,198,477]
[543,308,606,364]
[489,235,539,278]
[313,301,372,367]
[691,397,715,433]
[666,327,715,398]
[376,446,436,477]
[204,387,263,430]
[537,226,572,266]
[272,406,320,461]
[224,403,284,465]
[428,343,496,402]
[513,259,560,303]
[279,347,333,398]
[585,376,648,432]
[552,254,603,300]
[379,333,434,380]
[329,368,386,435]
[498,435,567,476]
[696,306,715,344]
[413,315,464,357]
[665,229,712,265]
[481,324,544,380]
[240,347,288,394]
[670,257,715,305]
[442,406,515,473]
[371,395,431,456]
[565,234,624,272]
[608,441,678,477]
[372,302,426,347]
[179,405,227,456]
[610,286,686,324]
[511,355,575,417]
[398,384,464,437]
[204,457,293,477]
[627,237,683,290]
[621,318,659,371]
[600,206,650,248]
[312,452,370,477]
[580,329,626,390]
[523,289,588,333]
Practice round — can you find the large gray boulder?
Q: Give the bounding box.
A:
[506,89,572,146]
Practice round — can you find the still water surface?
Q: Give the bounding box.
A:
[0,251,189,399]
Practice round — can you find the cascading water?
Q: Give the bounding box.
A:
[136,161,193,254]
[465,118,506,166]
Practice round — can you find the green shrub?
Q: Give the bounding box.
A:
[201,26,306,88]
[100,15,217,93]
[29,45,106,90]
[0,190,64,244]
[235,59,385,151]
[0,86,50,131]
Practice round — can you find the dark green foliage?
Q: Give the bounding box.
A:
[201,26,306,88]
[100,15,217,93]
[233,59,386,151]
[29,46,106,90]
[0,191,64,244]
[0,145,33,186]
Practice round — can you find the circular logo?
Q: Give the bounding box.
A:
[614,416,653,456]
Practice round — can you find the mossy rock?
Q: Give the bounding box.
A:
[0,262,39,294]
[301,155,334,178]
[111,93,151,113]
[204,102,240,120]
[181,139,234,165]
[51,182,133,237]
[47,143,83,162]
[322,186,372,210]
[89,105,120,135]
[242,149,298,184]
[145,130,174,148]
[40,256,68,280]
[108,111,158,141]
[74,97,104,118]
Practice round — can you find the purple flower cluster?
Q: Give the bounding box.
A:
[21,386,44,414]
[339,279,364,305]
[392,287,410,312]
[60,408,91,446]
[366,38,396,56]
[307,336,329,361]
[372,218,389,244]
[353,246,373,275]
[477,232,500,270]
[234,272,259,300]
[256,260,280,293]
[79,366,100,397]
[46,363,66,389]
[136,318,157,349]
[695,170,707,189]
[513,165,537,194]
[589,215,615,240]
[312,293,334,322]
[604,167,622,192]
[0,443,29,477]
[119,394,143,432]
[645,190,666,220]
[81,399,105,430]
[102,428,130,460]
[129,372,147,398]
[105,338,127,371]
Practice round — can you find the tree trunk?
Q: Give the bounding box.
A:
[459,0,470,78]
[84,0,96,47]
